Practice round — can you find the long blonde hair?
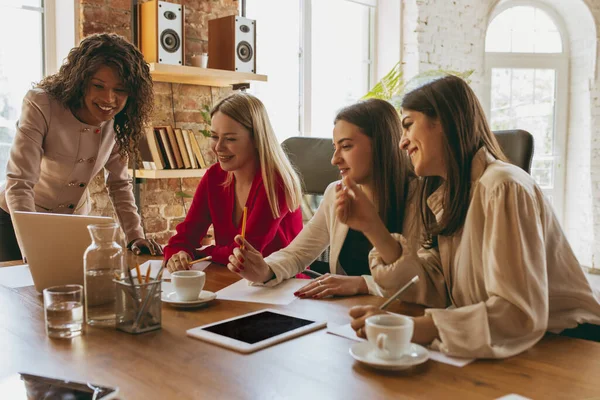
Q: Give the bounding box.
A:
[211,92,303,218]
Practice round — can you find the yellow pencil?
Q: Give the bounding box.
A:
[144,265,151,284]
[189,255,213,266]
[135,264,142,285]
[240,206,248,250]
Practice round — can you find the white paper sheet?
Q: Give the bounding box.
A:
[327,323,475,367]
[138,260,211,280]
[216,278,307,305]
[0,265,34,288]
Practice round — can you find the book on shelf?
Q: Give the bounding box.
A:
[174,128,192,168]
[164,126,184,169]
[187,129,207,169]
[156,127,176,169]
[194,131,217,167]
[143,126,165,169]
[182,129,198,169]
[132,128,157,170]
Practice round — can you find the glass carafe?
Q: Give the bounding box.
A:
[83,223,123,326]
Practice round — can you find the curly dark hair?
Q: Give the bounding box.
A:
[37,33,153,158]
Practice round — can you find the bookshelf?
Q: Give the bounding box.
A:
[149,63,268,87]
[128,168,207,179]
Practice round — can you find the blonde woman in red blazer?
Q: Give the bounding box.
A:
[0,33,161,261]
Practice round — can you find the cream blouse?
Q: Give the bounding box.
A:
[369,148,600,359]
[0,88,144,242]
[258,179,422,297]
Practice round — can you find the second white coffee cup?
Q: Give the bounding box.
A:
[171,270,206,301]
[365,314,414,360]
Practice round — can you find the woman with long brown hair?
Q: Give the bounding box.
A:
[345,75,600,358]
[0,33,161,261]
[228,99,421,299]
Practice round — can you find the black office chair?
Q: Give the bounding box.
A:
[492,129,534,174]
[281,136,338,196]
[282,136,338,271]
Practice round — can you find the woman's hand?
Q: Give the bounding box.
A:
[349,305,387,339]
[130,238,163,256]
[228,235,274,283]
[294,274,369,299]
[349,306,439,344]
[335,177,380,234]
[166,251,192,273]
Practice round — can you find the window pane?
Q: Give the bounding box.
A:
[486,6,562,53]
[245,0,301,143]
[1,0,42,8]
[0,4,44,183]
[310,0,371,137]
[490,68,557,189]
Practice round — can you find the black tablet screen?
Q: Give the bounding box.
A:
[202,311,315,344]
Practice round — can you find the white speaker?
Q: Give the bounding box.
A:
[208,15,256,73]
[139,0,185,66]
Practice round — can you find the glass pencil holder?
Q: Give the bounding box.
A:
[115,279,162,334]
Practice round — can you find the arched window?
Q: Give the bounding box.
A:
[485,3,568,221]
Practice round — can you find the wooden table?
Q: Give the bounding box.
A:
[1,257,600,399]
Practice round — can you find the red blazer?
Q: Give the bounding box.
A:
[164,163,303,265]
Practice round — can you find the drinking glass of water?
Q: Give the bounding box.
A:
[43,284,84,339]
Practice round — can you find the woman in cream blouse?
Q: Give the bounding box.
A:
[0,33,161,261]
[226,99,424,300]
[345,75,600,358]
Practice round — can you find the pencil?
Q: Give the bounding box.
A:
[240,206,248,250]
[144,265,151,284]
[189,255,212,266]
[135,264,142,285]
[379,275,420,310]
[301,269,323,279]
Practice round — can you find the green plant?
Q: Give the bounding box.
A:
[362,62,474,110]
[199,104,211,138]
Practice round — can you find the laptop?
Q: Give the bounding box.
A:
[11,211,114,292]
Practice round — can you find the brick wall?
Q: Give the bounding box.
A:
[80,0,237,244]
[402,0,600,266]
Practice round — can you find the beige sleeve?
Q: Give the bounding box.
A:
[369,233,448,307]
[255,183,337,287]
[426,182,548,359]
[5,90,50,212]
[103,145,144,243]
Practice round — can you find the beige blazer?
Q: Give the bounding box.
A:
[0,88,144,242]
[369,148,600,359]
[259,179,421,296]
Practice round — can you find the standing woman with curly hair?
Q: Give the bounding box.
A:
[0,33,162,261]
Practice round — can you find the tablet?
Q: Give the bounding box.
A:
[0,372,119,399]
[186,308,327,353]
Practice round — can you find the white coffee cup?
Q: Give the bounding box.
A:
[191,53,209,68]
[365,314,414,360]
[171,270,206,301]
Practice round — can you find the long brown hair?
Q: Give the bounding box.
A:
[335,99,414,234]
[401,75,508,246]
[211,92,303,218]
[37,33,153,158]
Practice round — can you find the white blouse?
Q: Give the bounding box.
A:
[369,148,600,359]
[259,180,421,297]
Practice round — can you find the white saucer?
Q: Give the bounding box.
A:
[349,342,429,371]
[161,290,217,308]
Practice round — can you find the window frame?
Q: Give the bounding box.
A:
[0,1,48,186]
[484,1,569,222]
[299,0,376,137]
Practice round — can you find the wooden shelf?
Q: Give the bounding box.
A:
[149,63,268,87]
[128,168,207,179]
